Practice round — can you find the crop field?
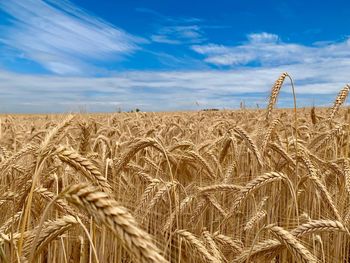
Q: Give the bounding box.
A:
[0,74,350,262]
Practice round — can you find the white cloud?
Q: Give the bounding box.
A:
[247,32,280,43]
[0,60,348,113]
[151,35,181,45]
[0,0,143,75]
[192,32,350,67]
[191,44,231,55]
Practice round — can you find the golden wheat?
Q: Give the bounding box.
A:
[0,74,349,262]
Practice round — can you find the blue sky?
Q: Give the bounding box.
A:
[0,0,349,112]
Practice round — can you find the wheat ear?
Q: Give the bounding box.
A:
[228,172,285,215]
[55,146,112,193]
[202,230,224,262]
[328,84,350,121]
[212,233,243,254]
[233,127,263,167]
[266,72,288,120]
[114,138,164,175]
[291,219,349,237]
[63,183,167,263]
[22,215,78,261]
[344,158,350,196]
[266,224,317,263]
[261,118,280,152]
[175,229,220,263]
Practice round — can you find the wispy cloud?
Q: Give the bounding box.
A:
[136,7,205,45]
[151,25,205,44]
[192,32,350,66]
[136,8,201,24]
[0,0,144,75]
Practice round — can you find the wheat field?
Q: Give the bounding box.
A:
[0,73,350,262]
